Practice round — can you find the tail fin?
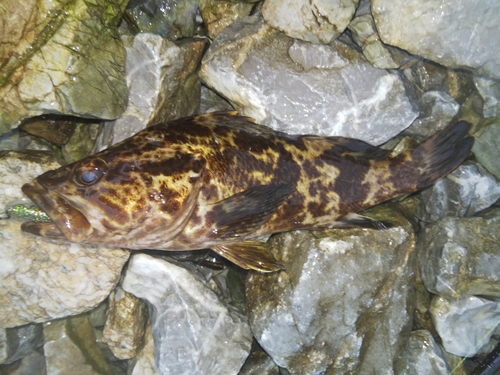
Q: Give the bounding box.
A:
[410,121,473,190]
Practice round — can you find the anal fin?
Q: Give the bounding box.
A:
[212,241,283,272]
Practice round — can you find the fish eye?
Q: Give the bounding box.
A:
[73,158,107,186]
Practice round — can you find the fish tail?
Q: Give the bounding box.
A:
[408,121,473,190]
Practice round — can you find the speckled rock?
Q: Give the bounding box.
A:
[472,122,500,181]
[0,151,129,328]
[127,323,160,375]
[418,208,500,300]
[246,204,416,374]
[199,0,255,39]
[201,16,418,145]
[372,0,500,79]
[0,0,129,133]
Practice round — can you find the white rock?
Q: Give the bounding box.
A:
[0,151,129,327]
[201,16,418,145]
[262,0,359,44]
[122,254,252,375]
[474,76,500,118]
[430,296,500,357]
[372,0,500,79]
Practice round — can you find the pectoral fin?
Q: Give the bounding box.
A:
[209,184,295,239]
[333,212,392,230]
[212,241,283,272]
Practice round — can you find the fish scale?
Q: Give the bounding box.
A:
[21,111,473,272]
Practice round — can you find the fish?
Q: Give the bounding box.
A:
[21,111,473,272]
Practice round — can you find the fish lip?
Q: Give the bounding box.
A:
[21,180,92,243]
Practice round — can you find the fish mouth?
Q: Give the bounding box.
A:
[21,180,92,243]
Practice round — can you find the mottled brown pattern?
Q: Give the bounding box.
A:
[21,112,473,270]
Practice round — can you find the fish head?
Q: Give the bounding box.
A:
[21,125,206,248]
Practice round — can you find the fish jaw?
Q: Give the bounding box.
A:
[21,179,93,243]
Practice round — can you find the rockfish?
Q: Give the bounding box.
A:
[21,112,473,271]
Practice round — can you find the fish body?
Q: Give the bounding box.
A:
[21,112,473,271]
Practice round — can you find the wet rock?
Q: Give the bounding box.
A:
[0,0,129,133]
[475,76,500,118]
[399,330,451,375]
[430,295,500,357]
[0,151,129,327]
[262,0,358,44]
[95,34,206,151]
[416,163,500,224]
[201,16,417,145]
[199,0,255,39]
[122,254,252,375]
[102,287,147,360]
[44,314,113,375]
[0,349,46,375]
[246,204,416,374]
[127,323,160,375]
[61,122,101,163]
[0,324,44,365]
[124,0,200,40]
[372,0,500,79]
[238,341,280,375]
[418,208,500,300]
[472,122,500,181]
[404,91,460,140]
[199,86,234,113]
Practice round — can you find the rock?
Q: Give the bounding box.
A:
[199,0,255,39]
[124,0,200,40]
[102,287,147,360]
[472,123,500,181]
[429,295,500,357]
[474,76,500,118]
[404,91,460,140]
[0,0,129,133]
[95,34,206,151]
[238,341,280,375]
[201,16,418,145]
[372,0,500,79]
[416,163,500,224]
[262,0,358,44]
[0,350,47,375]
[246,204,416,374]
[44,314,113,375]
[199,86,234,113]
[122,254,252,375]
[0,151,129,328]
[399,330,451,375]
[127,323,160,375]
[418,209,500,301]
[0,324,44,365]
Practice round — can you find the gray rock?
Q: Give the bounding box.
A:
[0,0,129,133]
[372,0,500,79]
[472,123,500,181]
[0,324,44,365]
[199,0,255,40]
[416,163,500,224]
[0,151,130,327]
[399,330,451,375]
[418,209,500,300]
[261,0,359,44]
[429,295,500,357]
[95,34,206,151]
[201,16,418,145]
[475,76,500,118]
[122,254,252,375]
[0,350,47,375]
[246,204,416,374]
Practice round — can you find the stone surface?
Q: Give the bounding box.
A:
[372,0,500,79]
[95,34,205,151]
[0,151,129,328]
[416,163,500,224]
[418,208,500,301]
[472,123,500,181]
[475,76,500,118]
[44,314,112,375]
[201,16,418,145]
[0,324,44,365]
[124,0,200,40]
[404,91,460,140]
[0,349,47,375]
[128,323,160,375]
[262,0,358,44]
[122,254,253,375]
[399,330,451,375]
[246,204,416,374]
[102,287,147,360]
[199,0,255,39]
[0,0,129,133]
[430,295,500,357]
